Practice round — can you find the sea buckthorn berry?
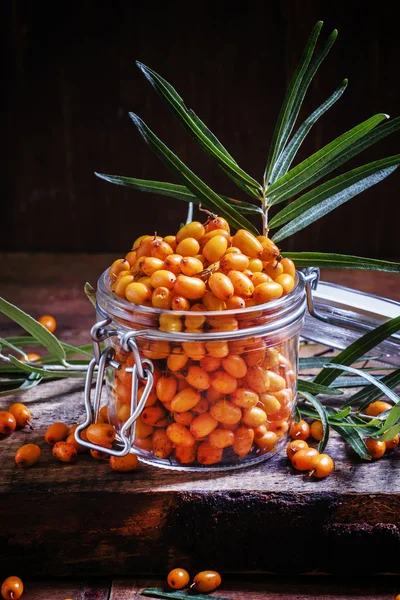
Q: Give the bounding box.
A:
[259,238,280,263]
[135,416,154,439]
[115,378,131,405]
[206,315,238,332]
[211,370,238,394]
[136,236,163,258]
[157,375,178,403]
[259,393,281,414]
[143,340,171,360]
[268,419,290,437]
[176,221,206,243]
[182,341,206,360]
[15,443,41,467]
[175,444,197,464]
[160,313,183,333]
[280,257,296,278]
[137,275,153,288]
[150,269,176,290]
[208,272,235,300]
[192,396,209,415]
[68,424,79,436]
[151,429,173,459]
[164,254,183,275]
[185,305,207,330]
[290,420,310,441]
[90,445,112,460]
[170,295,190,311]
[220,253,250,272]
[202,234,228,262]
[163,235,177,251]
[310,453,334,478]
[202,291,226,311]
[166,423,195,447]
[365,437,386,459]
[232,229,263,257]
[45,421,69,445]
[132,234,152,250]
[176,237,200,257]
[38,314,57,333]
[86,424,116,445]
[142,256,165,276]
[117,404,131,423]
[210,399,242,425]
[365,401,392,416]
[205,341,229,358]
[67,433,88,454]
[167,568,190,590]
[256,431,278,452]
[125,250,137,266]
[110,453,139,471]
[180,256,204,276]
[242,406,267,428]
[254,281,283,304]
[200,355,222,372]
[291,447,319,471]
[185,365,211,390]
[249,272,272,287]
[171,387,201,412]
[190,413,219,439]
[386,435,399,450]
[197,442,224,465]
[274,273,295,295]
[225,246,241,254]
[267,371,286,393]
[227,270,254,297]
[209,427,235,448]
[233,425,255,457]
[310,420,325,441]
[125,282,152,305]
[142,405,167,427]
[192,570,222,593]
[222,354,248,379]
[262,348,280,369]
[226,295,246,310]
[245,365,270,393]
[174,275,206,300]
[151,240,174,261]
[167,352,189,372]
[205,216,230,233]
[200,228,231,248]
[1,576,24,600]
[8,403,31,428]
[22,352,41,362]
[174,411,195,426]
[113,275,135,297]
[53,441,77,462]
[135,436,153,452]
[286,439,309,460]
[110,258,130,280]
[247,257,263,272]
[231,388,259,409]
[263,261,284,279]
[244,347,266,367]
[152,287,172,310]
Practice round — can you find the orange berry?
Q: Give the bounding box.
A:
[190,413,219,439]
[253,281,283,304]
[211,370,238,394]
[242,406,267,428]
[110,453,139,471]
[45,421,69,445]
[176,221,206,243]
[1,576,24,599]
[210,399,242,425]
[156,375,178,403]
[291,448,319,471]
[166,423,195,447]
[310,453,334,478]
[66,433,88,454]
[197,442,223,465]
[164,253,183,275]
[209,427,235,449]
[109,258,130,280]
[386,435,399,450]
[22,352,41,362]
[167,568,190,590]
[232,425,255,457]
[180,256,204,276]
[208,272,235,300]
[202,234,228,262]
[205,216,230,233]
[15,443,41,467]
[125,282,152,305]
[290,420,310,441]
[0,411,16,435]
[230,388,259,409]
[53,441,77,462]
[192,570,222,593]
[141,405,167,427]
[274,273,295,295]
[171,387,201,412]
[220,253,250,272]
[310,420,325,441]
[38,314,57,333]
[232,229,263,257]
[174,275,206,300]
[86,423,116,446]
[227,270,254,297]
[185,365,210,390]
[9,403,31,427]
[365,437,386,459]
[286,439,309,460]
[280,257,296,278]
[365,401,392,416]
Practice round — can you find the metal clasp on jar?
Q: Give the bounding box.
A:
[75,319,154,456]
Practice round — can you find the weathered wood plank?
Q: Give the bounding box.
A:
[110,577,400,600]
[20,580,110,600]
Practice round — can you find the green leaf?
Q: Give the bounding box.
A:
[136,62,261,193]
[95,174,262,215]
[268,113,389,205]
[344,367,400,410]
[374,403,400,435]
[0,373,42,397]
[299,391,330,452]
[282,252,400,272]
[325,407,371,460]
[297,378,343,395]
[325,363,400,405]
[270,79,348,183]
[270,155,400,240]
[141,589,232,600]
[0,337,27,359]
[298,354,381,370]
[328,406,352,420]
[129,113,259,234]
[84,282,97,309]
[376,423,400,441]
[331,376,384,388]
[8,355,86,378]
[314,315,400,386]
[0,296,66,361]
[264,21,324,184]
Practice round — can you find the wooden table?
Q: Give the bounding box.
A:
[0,254,399,599]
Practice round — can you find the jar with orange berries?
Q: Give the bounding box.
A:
[76,217,311,470]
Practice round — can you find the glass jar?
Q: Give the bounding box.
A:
[78,268,307,471]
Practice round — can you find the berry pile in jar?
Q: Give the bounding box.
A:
[106,216,298,467]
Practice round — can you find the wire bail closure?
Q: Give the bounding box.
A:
[75,321,154,457]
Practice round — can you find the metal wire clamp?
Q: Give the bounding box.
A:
[75,321,154,457]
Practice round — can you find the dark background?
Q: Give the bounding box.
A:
[4,0,400,257]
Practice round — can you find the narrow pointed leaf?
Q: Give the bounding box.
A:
[376,423,400,441]
[0,297,66,361]
[141,589,232,600]
[129,113,259,234]
[268,113,390,204]
[270,155,400,240]
[299,390,330,451]
[0,337,27,359]
[314,315,400,386]
[282,252,400,272]
[8,355,86,378]
[270,79,348,182]
[84,282,97,308]
[374,404,400,435]
[325,406,371,459]
[297,378,343,395]
[264,21,324,183]
[328,407,352,420]
[95,173,262,215]
[136,62,260,192]
[325,363,400,404]
[0,373,42,397]
[298,354,381,370]
[343,367,400,409]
